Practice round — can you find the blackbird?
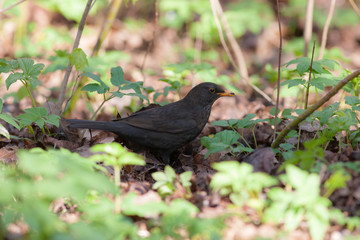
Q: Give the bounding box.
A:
[67,82,234,163]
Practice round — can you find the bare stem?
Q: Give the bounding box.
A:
[273,0,283,141]
[57,0,94,113]
[303,0,314,56]
[349,0,360,16]
[318,0,336,59]
[304,41,316,109]
[209,0,274,104]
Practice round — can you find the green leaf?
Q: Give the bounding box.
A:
[0,112,20,130]
[285,165,308,189]
[179,171,192,187]
[81,72,109,94]
[211,120,231,127]
[309,77,336,90]
[280,78,306,88]
[0,58,11,73]
[0,123,10,139]
[126,92,150,103]
[18,58,35,75]
[69,48,88,71]
[285,57,311,76]
[6,72,23,90]
[284,208,305,231]
[152,172,168,183]
[45,114,60,127]
[311,61,325,74]
[317,59,339,70]
[82,83,107,94]
[110,66,125,87]
[121,193,167,217]
[91,142,145,167]
[235,113,256,128]
[164,165,176,180]
[111,92,125,98]
[28,63,45,76]
[307,211,329,240]
[17,107,49,128]
[201,130,241,158]
[324,171,350,193]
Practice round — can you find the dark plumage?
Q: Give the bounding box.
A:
[67,82,234,163]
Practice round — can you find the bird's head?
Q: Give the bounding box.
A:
[184,82,235,107]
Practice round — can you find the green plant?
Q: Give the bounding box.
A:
[0,99,20,139]
[201,114,268,158]
[210,161,277,212]
[152,165,192,198]
[79,66,149,119]
[1,58,44,107]
[0,148,140,239]
[281,57,339,108]
[281,137,327,171]
[148,199,224,239]
[0,58,60,137]
[323,170,351,198]
[90,142,145,213]
[330,209,360,231]
[264,165,331,240]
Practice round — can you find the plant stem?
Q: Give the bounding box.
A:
[58,0,94,113]
[304,42,316,109]
[273,0,283,141]
[23,81,37,108]
[114,165,121,214]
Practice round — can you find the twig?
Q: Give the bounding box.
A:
[140,0,158,83]
[304,41,316,109]
[57,0,94,113]
[212,0,248,78]
[318,0,336,59]
[273,0,283,141]
[209,0,274,104]
[92,0,122,57]
[303,0,314,56]
[349,0,360,16]
[271,69,360,149]
[0,0,25,14]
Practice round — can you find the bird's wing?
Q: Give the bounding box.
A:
[115,102,198,134]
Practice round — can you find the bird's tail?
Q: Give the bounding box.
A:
[66,119,116,132]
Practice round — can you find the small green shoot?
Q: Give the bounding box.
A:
[152,165,193,198]
[211,161,277,211]
[90,142,145,213]
[0,99,20,139]
[81,66,149,120]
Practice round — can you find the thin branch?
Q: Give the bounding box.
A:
[92,0,122,57]
[210,0,274,104]
[57,0,94,113]
[304,41,316,109]
[140,0,158,83]
[0,0,25,14]
[212,0,248,79]
[349,0,360,16]
[318,0,336,59]
[273,0,283,141]
[303,0,314,56]
[271,69,360,149]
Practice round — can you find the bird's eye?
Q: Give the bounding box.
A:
[209,88,215,93]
